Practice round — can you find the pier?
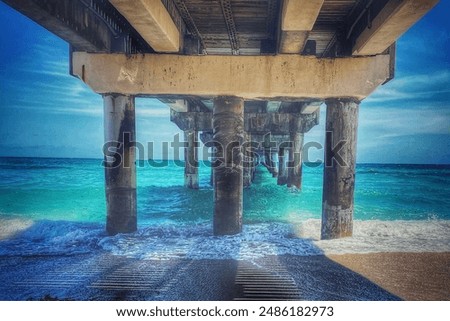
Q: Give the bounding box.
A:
[2,0,439,239]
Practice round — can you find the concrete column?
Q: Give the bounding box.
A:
[321,99,359,240]
[263,148,277,176]
[209,146,217,187]
[243,132,252,188]
[277,147,288,186]
[184,130,199,189]
[213,96,244,235]
[210,167,214,186]
[249,148,258,184]
[243,168,252,187]
[103,95,137,236]
[287,132,304,189]
[271,151,279,177]
[263,148,272,174]
[252,152,259,182]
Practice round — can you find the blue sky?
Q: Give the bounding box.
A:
[0,1,449,164]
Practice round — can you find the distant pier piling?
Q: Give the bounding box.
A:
[243,132,252,188]
[270,151,279,177]
[277,147,288,186]
[103,95,137,236]
[287,132,303,189]
[184,130,199,189]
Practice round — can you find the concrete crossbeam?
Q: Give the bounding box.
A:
[170,110,319,134]
[301,103,321,114]
[72,53,391,100]
[279,32,309,54]
[109,0,180,52]
[353,0,439,56]
[160,99,188,112]
[279,0,324,53]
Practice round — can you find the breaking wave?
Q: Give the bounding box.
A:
[1,218,448,260]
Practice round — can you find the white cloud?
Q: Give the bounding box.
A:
[365,70,450,104]
[359,104,450,137]
[136,108,170,118]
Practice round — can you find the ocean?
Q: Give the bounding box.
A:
[0,157,449,260]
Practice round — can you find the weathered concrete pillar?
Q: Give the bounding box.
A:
[270,151,279,177]
[213,96,244,235]
[210,167,214,186]
[251,152,258,182]
[209,145,217,186]
[263,148,278,177]
[184,130,199,189]
[321,99,359,240]
[201,132,215,187]
[261,134,273,176]
[103,95,137,236]
[262,149,270,172]
[243,132,252,188]
[277,147,288,185]
[287,132,304,189]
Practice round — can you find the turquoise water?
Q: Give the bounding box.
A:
[0,157,449,259]
[1,157,449,224]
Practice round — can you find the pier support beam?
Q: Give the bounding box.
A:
[270,152,279,178]
[103,95,137,235]
[287,133,303,189]
[213,96,244,235]
[277,147,288,186]
[73,52,392,101]
[263,149,271,174]
[263,148,278,177]
[243,132,252,188]
[321,99,359,240]
[184,130,199,189]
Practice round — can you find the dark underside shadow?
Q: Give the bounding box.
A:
[0,250,400,301]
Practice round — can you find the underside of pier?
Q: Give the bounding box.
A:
[2,0,439,238]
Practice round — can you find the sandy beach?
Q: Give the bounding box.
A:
[327,252,450,301]
[0,252,448,301]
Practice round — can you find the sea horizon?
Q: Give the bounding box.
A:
[1,155,449,167]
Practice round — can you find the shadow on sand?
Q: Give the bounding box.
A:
[0,227,400,300]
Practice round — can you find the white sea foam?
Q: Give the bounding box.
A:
[299,219,450,255]
[98,219,450,260]
[1,219,449,260]
[0,219,104,256]
[0,218,34,240]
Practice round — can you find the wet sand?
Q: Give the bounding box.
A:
[0,252,448,300]
[327,252,450,300]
